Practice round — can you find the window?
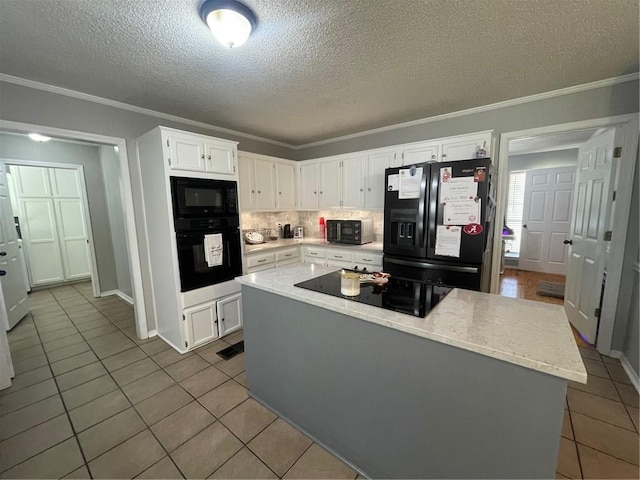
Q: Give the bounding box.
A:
[505,171,526,255]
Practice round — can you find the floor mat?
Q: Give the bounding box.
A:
[217,340,245,360]
[536,281,565,299]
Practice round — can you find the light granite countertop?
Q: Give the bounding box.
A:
[236,263,587,383]
[243,238,384,255]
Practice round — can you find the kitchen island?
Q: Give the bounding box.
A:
[236,264,587,479]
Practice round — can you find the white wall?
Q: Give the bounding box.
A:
[99,145,132,298]
[507,149,578,173]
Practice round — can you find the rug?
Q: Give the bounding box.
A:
[536,281,565,299]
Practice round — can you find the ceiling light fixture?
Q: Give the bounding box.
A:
[28,133,51,142]
[200,0,257,48]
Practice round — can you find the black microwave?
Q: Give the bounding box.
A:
[170,177,238,219]
[327,219,374,244]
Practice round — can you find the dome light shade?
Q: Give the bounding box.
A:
[200,0,257,48]
[28,133,51,142]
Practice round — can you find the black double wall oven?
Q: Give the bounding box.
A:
[171,177,243,292]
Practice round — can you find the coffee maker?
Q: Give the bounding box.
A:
[283,224,293,238]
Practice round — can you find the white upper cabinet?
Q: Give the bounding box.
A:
[341,155,366,209]
[440,133,490,161]
[319,160,341,209]
[365,150,395,209]
[276,162,296,209]
[397,142,440,166]
[165,130,237,175]
[238,152,296,211]
[299,163,319,209]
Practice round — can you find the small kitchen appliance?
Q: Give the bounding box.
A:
[294,226,304,239]
[283,224,293,238]
[326,219,374,245]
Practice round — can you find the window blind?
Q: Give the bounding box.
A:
[505,171,526,254]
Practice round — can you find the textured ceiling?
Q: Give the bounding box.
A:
[0,0,637,146]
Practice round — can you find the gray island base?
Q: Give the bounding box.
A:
[237,265,586,479]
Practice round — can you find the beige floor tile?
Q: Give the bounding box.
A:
[151,401,215,452]
[152,348,193,368]
[615,382,640,408]
[165,355,210,382]
[0,414,73,471]
[199,379,248,418]
[62,464,91,479]
[81,324,118,340]
[210,447,277,479]
[75,318,112,332]
[61,375,119,410]
[626,405,639,432]
[123,370,176,404]
[223,330,243,344]
[56,361,107,391]
[102,347,147,372]
[578,444,640,479]
[139,338,173,355]
[46,341,91,363]
[578,347,601,361]
[69,389,131,432]
[248,418,313,476]
[112,358,160,386]
[51,351,99,376]
[555,473,570,479]
[567,388,635,430]
[601,355,621,365]
[604,362,633,385]
[9,344,45,363]
[1,395,65,440]
[581,358,610,379]
[12,353,49,374]
[0,378,58,414]
[561,409,573,440]
[0,437,84,479]
[42,334,86,353]
[39,326,80,343]
[180,366,229,398]
[78,407,146,460]
[555,437,581,479]
[234,371,248,388]
[195,340,228,365]
[136,456,184,479]
[37,320,74,334]
[220,398,277,443]
[0,365,51,395]
[572,412,640,465]
[88,331,136,359]
[135,384,193,425]
[88,429,165,479]
[216,353,245,377]
[171,422,243,479]
[283,443,357,479]
[569,375,621,401]
[9,336,42,352]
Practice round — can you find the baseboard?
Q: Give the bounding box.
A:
[101,289,134,306]
[609,350,640,393]
[147,329,158,338]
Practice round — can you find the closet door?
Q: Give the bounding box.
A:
[50,169,91,280]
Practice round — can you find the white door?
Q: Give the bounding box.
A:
[54,199,90,279]
[183,301,219,350]
[254,159,276,210]
[204,141,235,175]
[168,134,206,172]
[565,128,618,344]
[276,163,296,209]
[217,293,243,337]
[341,155,365,209]
[299,164,319,209]
[365,150,394,208]
[519,166,576,274]
[0,160,29,330]
[319,160,341,208]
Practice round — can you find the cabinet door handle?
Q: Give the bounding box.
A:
[314,191,317,194]
[360,188,363,192]
[431,155,436,159]
[367,188,371,191]
[207,155,212,160]
[201,154,205,159]
[0,270,6,276]
[279,191,282,194]
[335,255,343,259]
[442,153,447,157]
[258,190,261,194]
[251,190,255,193]
[320,191,323,194]
[363,258,372,261]
[0,252,6,256]
[285,253,292,257]
[257,259,266,263]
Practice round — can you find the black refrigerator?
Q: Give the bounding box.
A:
[383,158,496,291]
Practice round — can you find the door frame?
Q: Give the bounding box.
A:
[0,120,148,339]
[491,113,639,354]
[3,159,99,295]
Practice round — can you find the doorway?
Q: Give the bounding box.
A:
[492,114,639,354]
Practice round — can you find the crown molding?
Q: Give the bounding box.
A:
[0,73,296,149]
[1,72,637,151]
[294,73,640,149]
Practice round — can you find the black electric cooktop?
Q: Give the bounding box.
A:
[294,270,452,318]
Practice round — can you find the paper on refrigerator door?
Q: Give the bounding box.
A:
[443,199,481,225]
[398,167,423,199]
[435,225,462,257]
[387,174,399,192]
[440,176,477,203]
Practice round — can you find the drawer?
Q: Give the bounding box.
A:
[353,252,383,265]
[326,259,353,269]
[304,247,326,258]
[276,248,299,262]
[247,263,275,274]
[326,249,353,262]
[246,252,275,268]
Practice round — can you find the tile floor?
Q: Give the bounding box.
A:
[2,281,639,479]
[0,282,359,479]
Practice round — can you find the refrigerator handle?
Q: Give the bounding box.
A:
[428,166,438,252]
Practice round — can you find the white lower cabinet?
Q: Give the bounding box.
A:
[246,247,301,273]
[183,292,243,350]
[217,293,243,337]
[303,246,383,271]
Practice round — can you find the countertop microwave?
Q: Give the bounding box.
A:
[326,219,374,245]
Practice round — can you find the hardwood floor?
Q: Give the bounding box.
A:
[499,268,592,348]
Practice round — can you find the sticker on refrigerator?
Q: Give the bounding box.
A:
[398,167,423,199]
[435,225,461,258]
[387,174,399,192]
[463,223,484,235]
[443,199,481,225]
[474,168,486,183]
[440,176,477,203]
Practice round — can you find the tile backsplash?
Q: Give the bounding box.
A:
[241,211,384,241]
